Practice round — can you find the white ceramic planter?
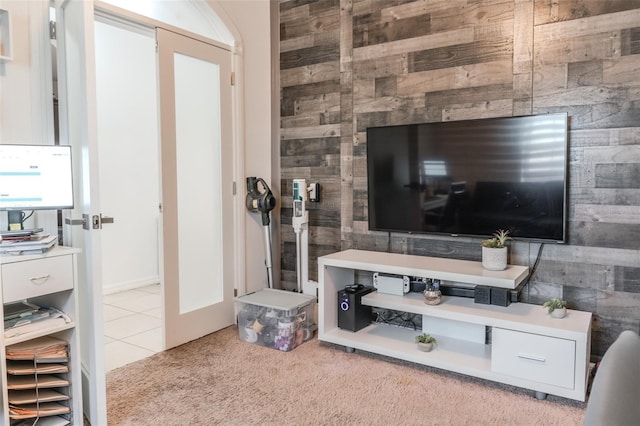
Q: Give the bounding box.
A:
[482,246,507,271]
[550,307,567,319]
[417,342,434,352]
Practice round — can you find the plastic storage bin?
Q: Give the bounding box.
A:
[235,288,316,351]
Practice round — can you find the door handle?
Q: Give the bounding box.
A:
[94,214,114,229]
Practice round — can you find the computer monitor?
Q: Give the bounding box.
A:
[0,144,74,231]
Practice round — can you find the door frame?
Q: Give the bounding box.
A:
[54,1,107,424]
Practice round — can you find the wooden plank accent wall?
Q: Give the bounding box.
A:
[280,0,640,357]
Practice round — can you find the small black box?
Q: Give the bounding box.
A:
[338,285,374,332]
[491,287,511,307]
[474,286,491,304]
[441,285,475,298]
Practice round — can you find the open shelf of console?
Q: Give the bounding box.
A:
[319,249,529,289]
[318,249,592,402]
[323,322,493,374]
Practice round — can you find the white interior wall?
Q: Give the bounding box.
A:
[101,0,234,45]
[216,0,279,292]
[0,1,51,145]
[0,0,56,233]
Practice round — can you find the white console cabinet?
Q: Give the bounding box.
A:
[0,247,83,425]
[319,249,592,401]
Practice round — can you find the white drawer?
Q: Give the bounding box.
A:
[2,255,74,303]
[492,327,575,389]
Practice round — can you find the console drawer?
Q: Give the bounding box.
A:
[492,327,575,389]
[2,255,74,303]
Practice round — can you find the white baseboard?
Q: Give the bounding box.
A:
[103,276,160,295]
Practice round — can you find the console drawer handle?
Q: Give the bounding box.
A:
[29,274,51,284]
[517,353,546,363]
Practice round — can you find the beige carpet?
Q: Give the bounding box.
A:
[106,326,585,425]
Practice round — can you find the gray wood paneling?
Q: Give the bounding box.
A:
[280,44,340,70]
[280,0,640,357]
[595,164,640,188]
[534,0,640,25]
[353,13,432,48]
[621,27,640,55]
[409,37,513,73]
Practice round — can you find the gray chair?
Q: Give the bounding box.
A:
[583,330,640,426]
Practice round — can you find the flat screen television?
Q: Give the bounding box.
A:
[0,144,74,228]
[366,113,568,243]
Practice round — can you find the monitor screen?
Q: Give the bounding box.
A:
[0,144,74,211]
[366,113,568,242]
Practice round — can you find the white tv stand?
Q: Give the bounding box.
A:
[318,249,592,402]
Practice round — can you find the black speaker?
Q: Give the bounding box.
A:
[474,286,491,305]
[491,287,511,307]
[338,285,374,332]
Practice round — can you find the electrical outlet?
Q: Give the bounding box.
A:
[309,183,320,202]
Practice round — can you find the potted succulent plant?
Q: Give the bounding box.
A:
[481,229,512,271]
[543,297,568,318]
[415,333,437,352]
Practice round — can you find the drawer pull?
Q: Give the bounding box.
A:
[517,353,546,363]
[29,274,52,284]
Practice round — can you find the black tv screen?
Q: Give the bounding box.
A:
[366,113,568,242]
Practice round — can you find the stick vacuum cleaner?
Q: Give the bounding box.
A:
[246,177,277,288]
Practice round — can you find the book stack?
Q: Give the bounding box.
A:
[0,233,57,255]
[5,336,72,425]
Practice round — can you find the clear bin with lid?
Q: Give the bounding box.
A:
[235,288,316,351]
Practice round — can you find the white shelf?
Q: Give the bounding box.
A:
[0,246,80,264]
[323,324,492,375]
[318,249,592,402]
[362,292,591,340]
[320,249,529,289]
[5,321,76,346]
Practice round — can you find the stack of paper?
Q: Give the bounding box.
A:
[5,336,73,422]
[4,306,72,339]
[8,388,70,404]
[6,375,70,390]
[4,301,40,321]
[0,233,58,255]
[7,361,69,375]
[6,336,69,361]
[9,402,70,420]
[12,416,70,426]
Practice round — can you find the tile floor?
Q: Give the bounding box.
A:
[103,284,162,372]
